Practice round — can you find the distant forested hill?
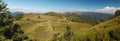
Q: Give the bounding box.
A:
[63,11,114,21]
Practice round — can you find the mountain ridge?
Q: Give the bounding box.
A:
[63,11,114,21]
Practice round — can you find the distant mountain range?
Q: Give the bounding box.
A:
[12,12,25,15]
[12,11,114,21]
[63,11,114,21]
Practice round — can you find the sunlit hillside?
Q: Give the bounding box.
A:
[14,13,92,41]
[14,13,120,41]
[0,0,120,41]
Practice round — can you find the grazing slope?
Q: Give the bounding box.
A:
[73,16,120,41]
[14,14,92,41]
[14,13,120,41]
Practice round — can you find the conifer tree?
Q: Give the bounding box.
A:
[0,0,7,13]
[0,0,30,41]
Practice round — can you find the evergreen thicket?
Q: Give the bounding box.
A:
[0,0,31,41]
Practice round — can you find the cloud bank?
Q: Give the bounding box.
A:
[8,7,41,13]
[8,6,120,14]
[95,6,120,14]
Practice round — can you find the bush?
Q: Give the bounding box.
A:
[0,36,5,41]
[64,26,73,41]
[12,23,24,34]
[3,26,13,39]
[27,18,30,21]
[13,34,28,41]
[109,29,120,41]
[38,16,41,18]
[115,10,120,16]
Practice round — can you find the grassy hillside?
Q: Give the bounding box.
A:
[14,13,120,41]
[14,14,92,41]
[72,16,120,41]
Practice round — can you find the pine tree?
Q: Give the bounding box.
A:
[0,0,31,41]
[0,0,7,13]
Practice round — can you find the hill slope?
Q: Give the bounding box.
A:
[14,14,92,41]
[73,16,120,41]
[14,13,120,41]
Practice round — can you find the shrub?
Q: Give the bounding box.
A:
[115,10,120,16]
[64,26,73,41]
[0,36,5,40]
[109,29,120,41]
[38,16,41,18]
[13,34,28,41]
[27,18,30,21]
[3,26,13,39]
[12,23,24,34]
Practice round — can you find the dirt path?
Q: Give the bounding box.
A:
[43,17,54,38]
[25,16,54,39]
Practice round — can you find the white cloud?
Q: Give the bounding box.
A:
[8,7,41,13]
[8,6,120,14]
[95,6,120,13]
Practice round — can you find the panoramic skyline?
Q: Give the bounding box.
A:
[4,0,120,13]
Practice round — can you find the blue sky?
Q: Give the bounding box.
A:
[3,0,120,13]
